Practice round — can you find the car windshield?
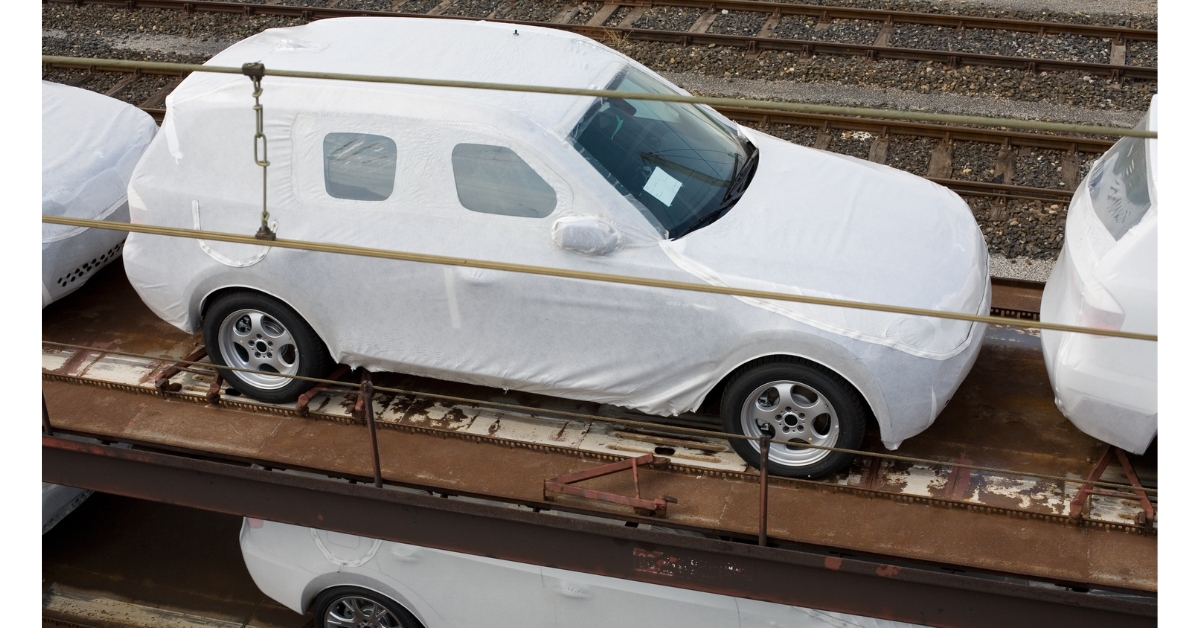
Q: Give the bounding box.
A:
[568,67,752,239]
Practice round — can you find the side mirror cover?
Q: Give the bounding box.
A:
[551,215,622,255]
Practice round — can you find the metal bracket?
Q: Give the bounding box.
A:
[1068,445,1155,531]
[544,454,676,517]
[295,364,352,417]
[205,372,224,405]
[153,346,208,394]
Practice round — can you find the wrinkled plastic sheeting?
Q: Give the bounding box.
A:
[665,130,990,361]
[125,18,987,449]
[1040,98,1157,454]
[42,81,158,307]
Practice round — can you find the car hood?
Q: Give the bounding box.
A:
[661,128,989,359]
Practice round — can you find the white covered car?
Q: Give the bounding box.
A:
[1040,96,1157,454]
[241,517,928,628]
[42,81,158,307]
[124,18,989,478]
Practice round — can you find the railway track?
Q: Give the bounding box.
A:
[45,0,1156,80]
[41,62,1101,203]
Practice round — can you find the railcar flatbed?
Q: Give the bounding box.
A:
[42,264,1156,595]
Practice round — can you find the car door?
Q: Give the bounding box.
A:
[374,542,556,628]
[285,111,476,376]
[309,529,555,628]
[542,566,740,627]
[435,129,733,410]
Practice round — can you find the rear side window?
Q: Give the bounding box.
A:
[451,143,556,218]
[324,133,397,201]
[1086,113,1152,240]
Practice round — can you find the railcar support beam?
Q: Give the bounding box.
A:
[42,436,1155,628]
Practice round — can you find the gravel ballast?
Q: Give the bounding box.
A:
[633,7,706,32]
[398,0,443,14]
[616,41,1155,112]
[444,0,503,18]
[497,0,575,23]
[709,10,769,36]
[889,26,1112,65]
[883,136,938,176]
[772,17,883,46]
[568,2,605,25]
[332,0,395,10]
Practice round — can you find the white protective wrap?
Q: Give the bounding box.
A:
[124,18,988,448]
[42,81,158,307]
[1040,97,1157,454]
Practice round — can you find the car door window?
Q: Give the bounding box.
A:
[451,143,557,218]
[323,132,397,201]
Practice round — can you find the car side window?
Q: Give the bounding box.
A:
[323,133,397,201]
[451,143,557,218]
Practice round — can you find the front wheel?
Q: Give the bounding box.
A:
[721,358,866,479]
[203,290,332,403]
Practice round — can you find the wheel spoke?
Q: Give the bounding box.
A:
[245,312,267,338]
[772,383,796,410]
[348,598,366,623]
[260,350,289,372]
[751,405,782,430]
[796,397,832,421]
[264,322,295,346]
[325,599,358,627]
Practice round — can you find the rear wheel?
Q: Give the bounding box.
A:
[313,586,421,628]
[721,358,866,479]
[203,291,331,403]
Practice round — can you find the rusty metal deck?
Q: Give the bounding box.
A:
[42,264,1157,593]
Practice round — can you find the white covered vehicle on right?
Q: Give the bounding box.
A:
[1040,95,1157,454]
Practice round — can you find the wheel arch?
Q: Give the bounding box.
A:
[302,576,431,628]
[696,335,887,437]
[198,284,337,362]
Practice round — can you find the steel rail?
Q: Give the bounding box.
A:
[927,177,1073,202]
[715,106,1118,153]
[631,0,1158,41]
[44,0,1157,80]
[40,56,1156,138]
[40,215,1157,341]
[41,437,1157,627]
[578,26,1157,80]
[40,339,1157,495]
[43,0,1159,41]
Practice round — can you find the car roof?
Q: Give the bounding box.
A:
[176,17,626,133]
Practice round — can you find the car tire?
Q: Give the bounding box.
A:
[202,290,332,404]
[721,357,866,480]
[312,586,422,628]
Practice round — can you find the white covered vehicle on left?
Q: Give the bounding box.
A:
[42,81,157,307]
[124,18,989,479]
[42,81,156,531]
